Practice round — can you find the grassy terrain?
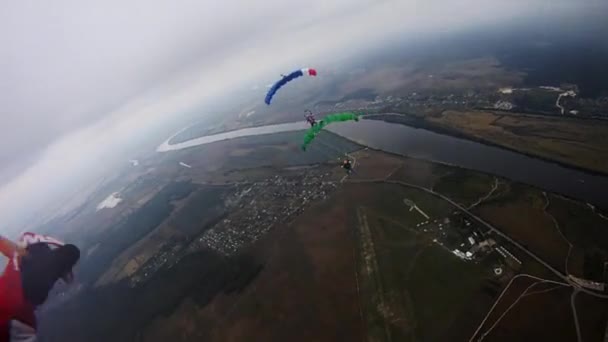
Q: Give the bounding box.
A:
[348,150,608,341]
[483,285,576,341]
[39,142,608,341]
[168,185,231,236]
[338,57,524,95]
[432,168,496,207]
[576,292,608,342]
[141,187,364,342]
[510,88,563,114]
[407,245,489,341]
[425,110,608,174]
[546,195,608,281]
[40,249,263,342]
[372,148,608,281]
[79,181,197,284]
[95,184,232,286]
[472,179,608,281]
[347,182,497,342]
[474,186,572,275]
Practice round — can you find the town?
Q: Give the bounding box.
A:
[129,168,338,287]
[315,85,608,119]
[197,171,337,256]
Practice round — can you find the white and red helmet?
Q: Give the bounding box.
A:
[18,232,74,283]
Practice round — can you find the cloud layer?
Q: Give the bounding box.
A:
[0,0,599,231]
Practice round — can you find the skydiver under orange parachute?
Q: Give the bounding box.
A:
[0,232,80,342]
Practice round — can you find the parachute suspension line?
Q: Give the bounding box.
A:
[317,130,360,166]
[311,139,339,162]
[315,132,348,159]
[300,131,340,163]
[321,136,357,168]
[315,133,358,173]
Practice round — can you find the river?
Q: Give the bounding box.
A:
[157,121,310,152]
[158,118,608,208]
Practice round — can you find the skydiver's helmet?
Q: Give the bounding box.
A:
[19,233,79,284]
[20,243,80,306]
[55,244,80,283]
[24,243,80,283]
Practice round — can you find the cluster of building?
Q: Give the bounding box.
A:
[411,206,608,293]
[124,169,338,288]
[413,210,520,274]
[196,171,337,256]
[317,84,608,120]
[393,92,493,109]
[323,92,490,113]
[129,240,184,287]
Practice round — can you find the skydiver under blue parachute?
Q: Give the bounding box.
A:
[265,68,317,105]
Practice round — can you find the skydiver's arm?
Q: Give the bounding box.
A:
[0,236,26,258]
[0,235,18,258]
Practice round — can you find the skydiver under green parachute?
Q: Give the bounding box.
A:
[301,112,360,175]
[301,112,360,151]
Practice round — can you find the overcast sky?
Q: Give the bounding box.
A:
[0,0,603,233]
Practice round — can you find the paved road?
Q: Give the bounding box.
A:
[346,177,608,299]
[468,274,569,342]
[571,289,583,342]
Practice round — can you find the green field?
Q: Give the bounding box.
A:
[408,246,488,340]
[433,168,496,207]
[546,195,608,281]
[350,179,496,341]
[427,110,608,175]
[345,158,608,342]
[39,140,608,341]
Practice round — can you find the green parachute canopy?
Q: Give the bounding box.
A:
[301,112,360,151]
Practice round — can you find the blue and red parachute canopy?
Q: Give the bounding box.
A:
[265,68,317,105]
